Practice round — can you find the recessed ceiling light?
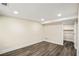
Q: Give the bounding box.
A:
[57,13,62,17]
[41,18,45,21]
[13,11,19,14]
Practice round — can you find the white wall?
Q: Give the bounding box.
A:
[77,8,79,56]
[63,25,74,30]
[43,23,63,45]
[74,21,78,49]
[0,16,44,54]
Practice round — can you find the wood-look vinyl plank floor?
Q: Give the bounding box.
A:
[0,41,76,56]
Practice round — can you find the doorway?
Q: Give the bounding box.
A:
[63,19,77,49]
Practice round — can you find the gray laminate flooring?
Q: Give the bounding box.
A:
[0,41,76,56]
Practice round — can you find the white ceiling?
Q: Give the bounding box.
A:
[0,3,78,24]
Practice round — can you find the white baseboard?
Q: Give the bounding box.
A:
[45,40,63,45]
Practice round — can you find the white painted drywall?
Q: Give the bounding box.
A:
[77,8,79,56]
[0,16,44,54]
[63,25,74,30]
[74,21,78,49]
[43,23,63,45]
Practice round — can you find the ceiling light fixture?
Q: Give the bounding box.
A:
[57,13,62,17]
[13,11,19,14]
[41,18,45,21]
